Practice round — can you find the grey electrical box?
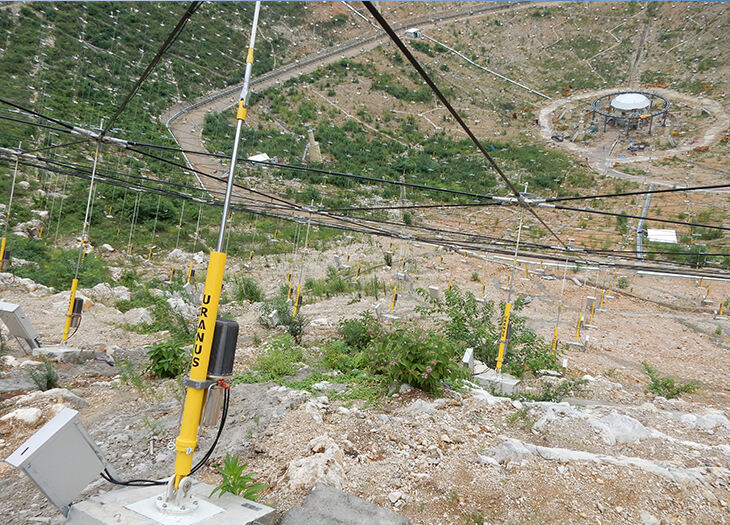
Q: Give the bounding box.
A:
[0,300,41,350]
[5,407,114,517]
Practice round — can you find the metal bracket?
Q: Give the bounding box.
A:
[181,377,216,390]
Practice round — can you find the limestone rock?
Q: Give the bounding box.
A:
[282,435,346,491]
[0,407,42,426]
[122,307,152,325]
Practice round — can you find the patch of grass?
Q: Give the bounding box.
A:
[506,407,535,432]
[26,356,59,391]
[233,275,265,303]
[210,454,268,501]
[118,360,154,399]
[521,378,588,402]
[233,335,303,383]
[642,362,699,399]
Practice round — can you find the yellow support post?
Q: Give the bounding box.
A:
[248,251,253,263]
[699,277,704,287]
[148,248,153,261]
[439,254,443,265]
[706,284,711,300]
[61,278,79,343]
[0,236,6,271]
[293,283,302,317]
[400,256,405,271]
[599,289,605,308]
[286,270,291,285]
[128,242,133,255]
[575,312,582,341]
[447,279,451,291]
[186,261,194,284]
[390,285,397,313]
[169,266,175,282]
[388,239,392,251]
[481,280,486,298]
[551,326,559,354]
[173,251,226,487]
[719,299,725,317]
[355,263,360,280]
[346,252,350,265]
[38,224,43,239]
[287,281,293,301]
[495,302,512,373]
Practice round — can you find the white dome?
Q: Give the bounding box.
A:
[611,93,650,111]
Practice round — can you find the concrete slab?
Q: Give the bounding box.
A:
[67,480,275,525]
[280,482,411,525]
[473,370,521,396]
[583,323,598,329]
[566,341,585,350]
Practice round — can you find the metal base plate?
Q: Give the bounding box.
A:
[126,495,222,525]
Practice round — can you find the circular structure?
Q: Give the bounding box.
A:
[610,93,650,112]
[591,91,670,134]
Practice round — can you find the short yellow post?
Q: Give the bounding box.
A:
[355,263,360,280]
[699,277,704,287]
[388,239,392,251]
[128,242,133,255]
[248,251,253,263]
[0,236,6,271]
[400,257,405,271]
[575,312,582,341]
[346,252,350,264]
[496,302,512,372]
[170,266,176,282]
[551,326,559,354]
[286,270,291,285]
[599,289,605,308]
[719,299,725,317]
[706,284,711,300]
[38,224,43,239]
[61,278,79,343]
[293,283,302,317]
[439,254,443,265]
[390,285,397,313]
[287,281,293,301]
[481,280,486,298]
[273,229,278,240]
[148,248,153,261]
[173,251,226,487]
[186,261,194,284]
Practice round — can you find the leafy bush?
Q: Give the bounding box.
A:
[146,338,190,379]
[642,362,699,399]
[233,275,265,303]
[27,356,59,391]
[210,454,267,500]
[304,266,351,298]
[416,286,558,377]
[369,326,468,393]
[384,252,393,267]
[616,276,629,289]
[470,271,480,282]
[337,311,382,351]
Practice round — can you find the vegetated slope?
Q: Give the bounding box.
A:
[200,1,730,260]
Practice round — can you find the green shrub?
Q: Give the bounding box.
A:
[416,286,558,377]
[27,356,59,391]
[521,378,587,402]
[470,271,480,282]
[146,338,190,379]
[369,326,468,393]
[642,362,699,399]
[616,276,629,289]
[337,311,381,351]
[210,454,267,500]
[233,275,265,303]
[402,211,413,225]
[384,252,393,267]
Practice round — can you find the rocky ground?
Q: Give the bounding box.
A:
[1,239,729,525]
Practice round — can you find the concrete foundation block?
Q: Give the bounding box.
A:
[67,480,275,525]
[281,482,411,525]
[473,370,521,396]
[566,341,585,350]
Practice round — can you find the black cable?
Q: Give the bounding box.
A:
[362,0,569,251]
[550,203,730,232]
[101,387,229,486]
[101,1,204,137]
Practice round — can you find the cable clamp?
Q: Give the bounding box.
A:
[216,378,230,390]
[181,377,217,390]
